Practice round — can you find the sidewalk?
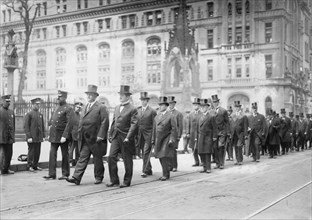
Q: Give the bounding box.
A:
[9,140,188,172]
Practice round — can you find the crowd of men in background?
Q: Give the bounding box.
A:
[0,85,311,187]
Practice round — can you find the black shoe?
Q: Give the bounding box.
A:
[214,165,220,169]
[219,165,224,169]
[94,179,102,184]
[43,175,56,180]
[145,171,153,176]
[199,169,207,173]
[106,182,119,187]
[192,164,199,167]
[159,176,168,181]
[1,170,15,175]
[141,173,147,178]
[120,183,130,188]
[66,177,80,185]
[34,167,42,171]
[58,176,68,180]
[206,170,211,173]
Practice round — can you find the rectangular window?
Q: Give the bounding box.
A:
[121,16,127,29]
[228,27,232,44]
[99,0,103,6]
[62,25,67,37]
[57,5,61,14]
[265,22,272,43]
[43,2,47,15]
[36,29,40,39]
[245,25,250,42]
[121,64,135,84]
[156,11,162,25]
[265,0,272,10]
[107,0,111,4]
[305,17,308,35]
[207,2,214,17]
[129,15,135,28]
[77,0,81,9]
[76,23,81,35]
[8,9,11,21]
[207,59,213,81]
[245,56,250,77]
[63,4,67,12]
[83,22,88,34]
[2,11,6,23]
[56,26,60,38]
[147,12,153,26]
[305,42,309,61]
[105,18,111,30]
[43,28,47,39]
[147,63,161,84]
[235,26,242,44]
[235,57,242,78]
[98,19,103,32]
[36,4,41,17]
[265,55,273,78]
[84,0,88,8]
[207,29,213,49]
[236,0,242,15]
[227,58,232,78]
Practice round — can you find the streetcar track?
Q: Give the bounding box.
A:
[24,157,311,219]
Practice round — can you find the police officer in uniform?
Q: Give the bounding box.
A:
[44,90,73,180]
[0,95,15,175]
[24,98,45,171]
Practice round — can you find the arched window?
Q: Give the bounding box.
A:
[36,50,46,66]
[147,37,161,57]
[228,2,232,16]
[76,45,87,63]
[56,47,66,66]
[265,96,272,112]
[98,43,110,61]
[245,0,250,13]
[228,94,250,111]
[122,40,134,58]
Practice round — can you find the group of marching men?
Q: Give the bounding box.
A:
[0,84,311,187]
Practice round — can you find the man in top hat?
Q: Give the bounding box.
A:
[24,98,45,172]
[248,102,266,162]
[266,110,281,158]
[226,106,234,161]
[297,113,307,151]
[231,101,248,165]
[167,96,183,172]
[44,90,73,180]
[289,112,299,151]
[107,85,138,188]
[211,94,230,169]
[67,85,109,185]
[279,109,292,155]
[182,110,191,154]
[305,114,312,149]
[0,95,15,175]
[196,99,217,173]
[151,96,177,181]
[136,92,157,178]
[189,98,203,166]
[68,99,84,167]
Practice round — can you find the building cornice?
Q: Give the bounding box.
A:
[254,9,292,22]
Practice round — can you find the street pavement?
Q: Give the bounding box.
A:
[1,148,311,219]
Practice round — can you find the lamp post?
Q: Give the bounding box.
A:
[3,29,18,110]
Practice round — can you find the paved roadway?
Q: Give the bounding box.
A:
[1,150,311,219]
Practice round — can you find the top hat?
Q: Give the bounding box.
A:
[251,102,257,109]
[118,85,132,95]
[167,96,176,103]
[200,99,210,106]
[140,92,150,100]
[57,90,68,98]
[280,108,286,114]
[234,101,241,107]
[85,84,99,96]
[289,112,294,117]
[211,94,220,103]
[227,106,233,112]
[192,98,201,105]
[158,96,169,106]
[295,115,299,119]
[31,97,42,104]
[1,94,11,101]
[299,112,304,117]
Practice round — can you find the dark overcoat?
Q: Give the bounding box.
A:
[306,120,312,140]
[231,112,248,146]
[214,107,230,136]
[137,105,157,147]
[267,117,281,145]
[189,111,202,149]
[152,111,177,158]
[248,113,266,144]
[279,116,292,143]
[196,113,217,154]
[0,106,15,144]
[48,103,73,143]
[290,118,299,135]
[169,108,183,139]
[71,111,81,141]
[78,101,109,156]
[24,109,45,142]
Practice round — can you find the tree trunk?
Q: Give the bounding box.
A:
[17,33,29,102]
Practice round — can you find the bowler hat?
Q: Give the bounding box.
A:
[31,97,41,104]
[118,85,132,95]
[192,98,201,105]
[200,99,210,106]
[85,84,99,96]
[234,101,241,107]
[57,90,68,98]
[158,96,169,106]
[211,94,220,103]
[251,102,257,109]
[140,92,150,100]
[167,96,176,103]
[280,108,286,114]
[1,94,11,101]
[289,112,294,117]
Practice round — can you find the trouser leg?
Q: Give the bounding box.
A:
[60,141,70,177]
[48,143,59,177]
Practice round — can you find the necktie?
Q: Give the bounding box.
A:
[87,103,91,111]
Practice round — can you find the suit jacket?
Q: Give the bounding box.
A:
[152,111,177,158]
[231,111,248,140]
[214,106,230,136]
[248,113,266,143]
[196,113,217,154]
[0,106,15,144]
[279,116,292,142]
[298,119,307,135]
[189,110,202,149]
[290,117,299,136]
[137,105,157,145]
[48,102,73,143]
[78,101,109,156]
[267,116,281,145]
[24,109,45,143]
[169,108,183,139]
[70,111,81,141]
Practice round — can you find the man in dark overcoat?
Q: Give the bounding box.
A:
[0,95,15,175]
[24,98,45,172]
[248,103,266,162]
[188,98,202,166]
[67,85,109,185]
[44,90,73,180]
[151,96,177,181]
[267,110,281,158]
[231,101,248,165]
[211,94,230,169]
[196,99,217,173]
[305,114,312,149]
[137,92,157,178]
[226,106,234,161]
[107,85,138,188]
[297,113,307,151]
[279,109,292,155]
[167,96,183,172]
[289,112,299,151]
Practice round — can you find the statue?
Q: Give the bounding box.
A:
[4,43,18,67]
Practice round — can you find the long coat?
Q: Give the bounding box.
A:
[214,107,230,136]
[169,108,183,139]
[290,117,299,136]
[0,106,15,144]
[70,111,81,141]
[267,116,281,145]
[109,102,138,155]
[306,119,312,140]
[48,103,73,143]
[279,116,292,143]
[196,113,217,154]
[248,113,267,144]
[152,111,177,158]
[137,105,157,147]
[24,109,45,143]
[189,111,202,149]
[231,111,248,146]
